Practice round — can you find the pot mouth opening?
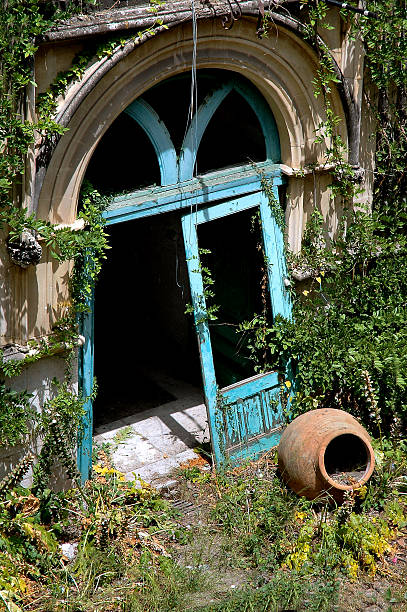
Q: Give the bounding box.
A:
[320,433,370,489]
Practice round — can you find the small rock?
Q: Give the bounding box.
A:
[364,589,378,602]
[60,542,78,561]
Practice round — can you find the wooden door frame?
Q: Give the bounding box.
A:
[181,190,291,465]
[77,73,283,482]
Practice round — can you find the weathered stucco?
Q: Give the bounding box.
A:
[1,2,375,349]
[0,353,76,488]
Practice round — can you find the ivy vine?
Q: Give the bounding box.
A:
[0,0,165,486]
[251,0,407,438]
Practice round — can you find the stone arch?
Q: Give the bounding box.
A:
[37,17,348,224]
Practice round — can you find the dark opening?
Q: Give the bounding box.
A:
[142,69,249,155]
[196,90,266,175]
[85,113,160,195]
[324,434,368,485]
[140,69,267,171]
[141,73,214,153]
[197,207,271,388]
[93,211,202,427]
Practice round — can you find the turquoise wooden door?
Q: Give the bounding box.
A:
[78,71,292,479]
[182,190,290,465]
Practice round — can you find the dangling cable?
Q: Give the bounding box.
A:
[175,239,185,300]
[186,0,199,236]
[190,0,198,180]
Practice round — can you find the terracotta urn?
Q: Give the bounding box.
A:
[278,408,375,501]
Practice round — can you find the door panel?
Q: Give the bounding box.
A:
[197,206,265,388]
[182,190,291,466]
[221,372,282,457]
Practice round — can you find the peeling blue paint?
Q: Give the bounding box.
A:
[78,74,292,476]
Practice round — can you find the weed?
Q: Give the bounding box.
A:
[113,424,134,443]
[1,445,405,610]
[361,439,407,511]
[384,585,407,608]
[197,570,338,611]
[210,468,308,571]
[180,465,211,484]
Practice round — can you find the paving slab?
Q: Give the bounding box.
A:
[129,448,199,487]
[92,376,210,488]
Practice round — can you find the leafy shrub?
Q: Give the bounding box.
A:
[242,206,407,436]
[0,384,33,447]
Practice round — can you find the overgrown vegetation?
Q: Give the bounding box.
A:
[0,0,406,608]
[240,0,407,439]
[0,0,404,454]
[0,452,206,611]
[0,0,163,477]
[0,447,404,610]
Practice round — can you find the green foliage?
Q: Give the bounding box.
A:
[0,487,63,608]
[0,462,192,610]
[32,380,86,493]
[361,0,407,216]
[199,571,338,612]
[0,0,163,478]
[0,0,110,477]
[0,0,166,232]
[0,454,34,498]
[69,181,111,312]
[0,447,405,610]
[212,471,302,570]
[206,449,406,583]
[244,1,407,437]
[362,438,407,510]
[0,0,95,221]
[179,464,211,484]
[0,384,33,447]
[0,182,108,464]
[36,0,167,124]
[185,248,220,323]
[258,171,285,231]
[298,0,360,201]
[244,204,407,434]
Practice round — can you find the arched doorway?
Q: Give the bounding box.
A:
[78,69,292,480]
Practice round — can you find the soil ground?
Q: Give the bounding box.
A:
[160,456,407,612]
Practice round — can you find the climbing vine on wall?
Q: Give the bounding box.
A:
[251,0,407,437]
[0,0,165,483]
[0,0,406,486]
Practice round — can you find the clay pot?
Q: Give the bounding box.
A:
[278,408,375,502]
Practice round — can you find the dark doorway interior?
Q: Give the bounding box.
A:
[198,207,270,389]
[93,211,202,428]
[85,113,160,195]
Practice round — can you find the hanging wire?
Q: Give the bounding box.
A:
[175,240,185,299]
[179,0,200,296]
[190,0,198,180]
[186,0,199,239]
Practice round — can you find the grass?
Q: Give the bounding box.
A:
[197,571,339,612]
[0,441,406,611]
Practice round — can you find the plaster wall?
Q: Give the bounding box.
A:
[0,353,77,488]
[2,10,375,347]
